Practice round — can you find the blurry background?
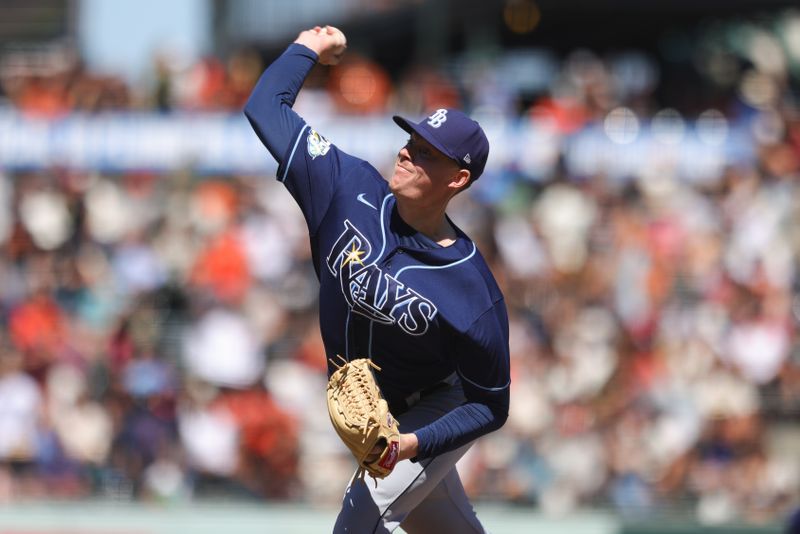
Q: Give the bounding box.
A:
[0,0,799,533]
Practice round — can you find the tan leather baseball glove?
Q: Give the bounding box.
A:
[327,357,400,479]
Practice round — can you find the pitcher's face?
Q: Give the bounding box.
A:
[389,133,464,203]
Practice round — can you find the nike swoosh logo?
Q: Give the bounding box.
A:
[357,193,377,210]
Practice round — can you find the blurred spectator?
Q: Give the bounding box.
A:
[0,348,42,463]
[182,305,263,389]
[216,385,300,499]
[328,54,392,114]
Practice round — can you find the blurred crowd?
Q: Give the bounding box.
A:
[1,10,800,528]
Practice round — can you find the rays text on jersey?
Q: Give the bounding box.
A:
[327,220,438,336]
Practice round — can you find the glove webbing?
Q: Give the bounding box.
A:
[329,356,387,481]
[330,356,382,435]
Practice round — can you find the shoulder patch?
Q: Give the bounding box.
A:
[307,129,331,159]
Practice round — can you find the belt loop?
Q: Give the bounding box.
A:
[403,372,458,410]
[404,391,421,408]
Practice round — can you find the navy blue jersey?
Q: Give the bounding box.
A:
[245,44,510,459]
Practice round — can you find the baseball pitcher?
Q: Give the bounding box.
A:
[244,25,510,533]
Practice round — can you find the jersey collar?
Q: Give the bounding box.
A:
[387,197,474,264]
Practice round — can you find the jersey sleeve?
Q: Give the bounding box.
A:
[276,125,353,234]
[413,299,511,459]
[244,43,358,235]
[244,43,317,166]
[454,299,511,411]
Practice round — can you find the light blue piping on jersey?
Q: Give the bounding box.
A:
[357,194,391,361]
[279,124,309,183]
[368,321,374,359]
[394,241,477,279]
[367,193,393,267]
[458,369,511,391]
[344,309,351,361]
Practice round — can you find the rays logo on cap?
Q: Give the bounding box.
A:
[426,109,448,128]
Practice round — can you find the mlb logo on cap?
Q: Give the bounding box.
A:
[393,108,490,181]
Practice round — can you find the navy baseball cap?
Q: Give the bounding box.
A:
[393,108,490,181]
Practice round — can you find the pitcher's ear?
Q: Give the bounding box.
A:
[449,169,471,190]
